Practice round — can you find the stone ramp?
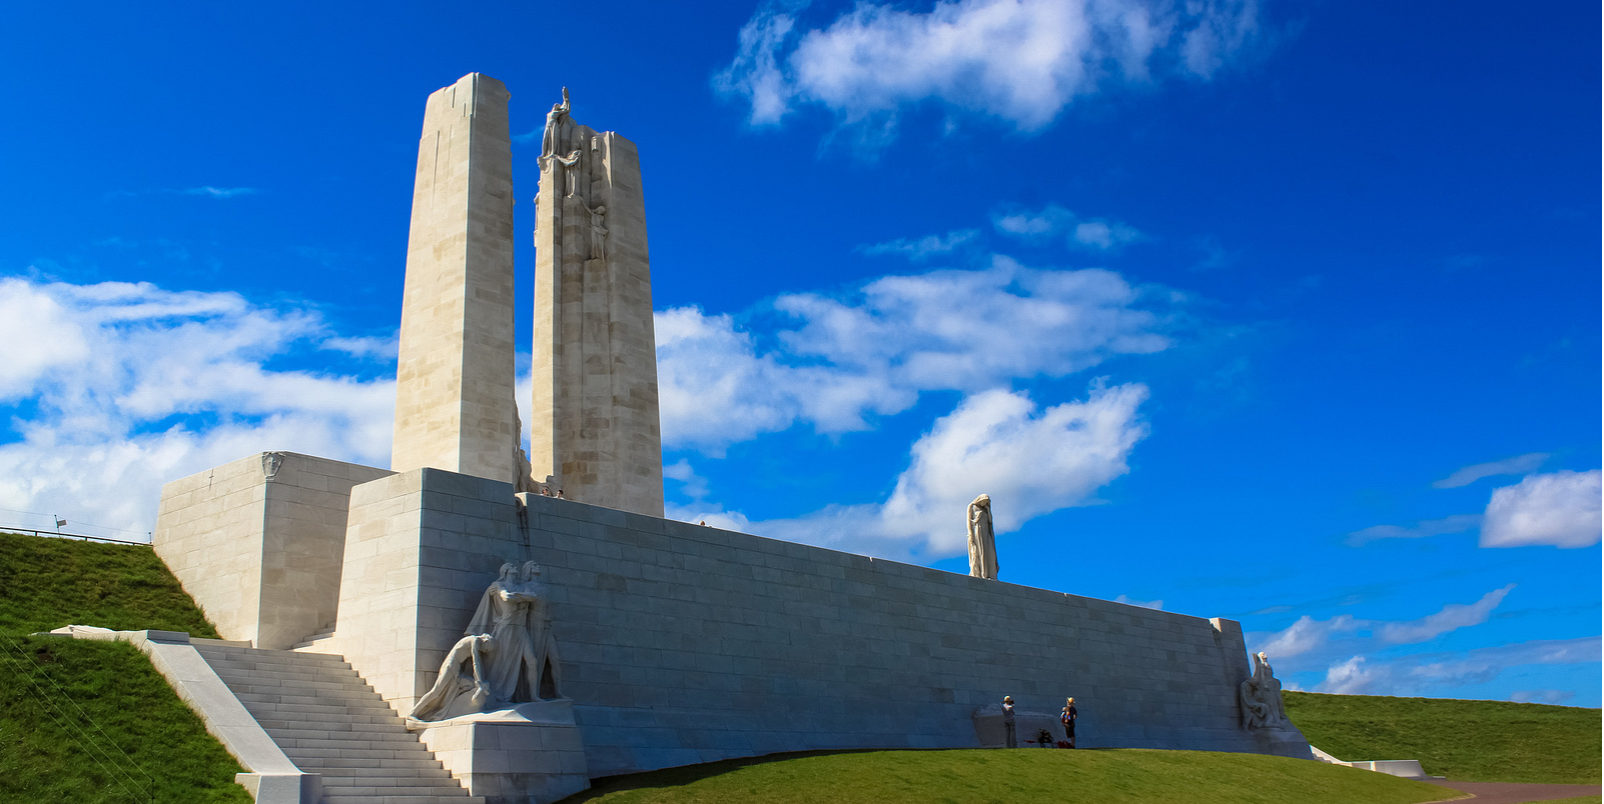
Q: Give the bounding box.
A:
[194,644,482,804]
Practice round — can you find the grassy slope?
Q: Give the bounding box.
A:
[1285,690,1602,785]
[0,531,219,636]
[563,749,1448,804]
[0,531,248,803]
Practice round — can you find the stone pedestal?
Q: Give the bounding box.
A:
[1253,727,1315,759]
[417,701,591,804]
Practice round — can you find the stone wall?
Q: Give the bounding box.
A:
[153,452,393,649]
[330,467,1284,778]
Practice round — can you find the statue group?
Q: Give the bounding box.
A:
[411,561,564,723]
[1239,651,1289,730]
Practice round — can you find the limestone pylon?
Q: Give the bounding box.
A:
[529,90,665,516]
[391,73,522,484]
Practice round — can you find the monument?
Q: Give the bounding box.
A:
[140,73,1309,804]
[529,88,665,517]
[392,73,524,487]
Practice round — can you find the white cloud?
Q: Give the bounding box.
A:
[670,382,1148,562]
[1251,585,1517,662]
[1378,584,1515,645]
[716,0,1262,134]
[1257,614,1359,659]
[656,257,1172,452]
[1433,452,1550,489]
[1314,636,1601,696]
[993,204,1142,251]
[858,229,979,260]
[1480,470,1602,548]
[181,186,259,198]
[1114,594,1164,610]
[662,459,711,501]
[0,277,394,539]
[1510,689,1576,705]
[1346,513,1482,546]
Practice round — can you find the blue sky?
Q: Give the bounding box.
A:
[0,0,1597,706]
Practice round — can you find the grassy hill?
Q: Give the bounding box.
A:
[560,748,1448,804]
[0,531,248,803]
[1285,690,1602,785]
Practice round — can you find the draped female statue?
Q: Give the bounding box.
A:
[967,493,998,580]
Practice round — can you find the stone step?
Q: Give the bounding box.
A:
[279,738,438,753]
[320,792,481,799]
[321,776,468,790]
[291,756,445,771]
[217,680,377,698]
[241,701,403,718]
[257,716,408,730]
[196,646,351,666]
[233,691,401,710]
[265,727,419,743]
[298,760,452,773]
[283,746,438,761]
[206,661,364,680]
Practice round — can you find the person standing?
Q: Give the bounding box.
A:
[1061,697,1078,748]
[1002,695,1017,748]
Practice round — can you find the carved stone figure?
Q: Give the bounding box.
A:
[967,493,998,580]
[1239,651,1288,730]
[539,87,571,162]
[466,561,563,704]
[410,634,493,722]
[585,204,608,260]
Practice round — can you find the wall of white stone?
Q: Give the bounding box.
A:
[335,468,1281,779]
[154,452,393,649]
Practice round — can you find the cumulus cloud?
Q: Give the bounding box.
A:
[655,257,1173,452]
[1250,585,1517,662]
[993,204,1141,251]
[0,277,394,538]
[716,0,1263,135]
[670,382,1149,561]
[1433,452,1550,489]
[1480,470,1602,548]
[1346,514,1482,546]
[1316,637,1601,695]
[858,229,979,260]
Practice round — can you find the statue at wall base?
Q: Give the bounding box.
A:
[409,561,563,724]
[1239,651,1290,731]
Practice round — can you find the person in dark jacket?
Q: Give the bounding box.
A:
[1061,697,1078,748]
[1002,696,1017,748]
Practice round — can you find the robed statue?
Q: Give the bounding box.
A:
[1239,651,1289,730]
[967,493,998,580]
[539,87,571,162]
[410,561,563,723]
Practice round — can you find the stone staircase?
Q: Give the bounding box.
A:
[193,644,483,804]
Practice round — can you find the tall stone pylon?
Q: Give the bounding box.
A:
[530,90,665,516]
[391,74,522,485]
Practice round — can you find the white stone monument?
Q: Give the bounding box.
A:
[391,73,524,486]
[529,89,665,517]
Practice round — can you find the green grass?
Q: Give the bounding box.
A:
[1285,690,1602,784]
[560,748,1450,804]
[0,531,247,803]
[0,635,251,803]
[0,531,218,637]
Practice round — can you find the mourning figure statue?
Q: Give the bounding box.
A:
[967,493,998,580]
[1238,651,1288,730]
[409,634,493,722]
[410,561,563,723]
